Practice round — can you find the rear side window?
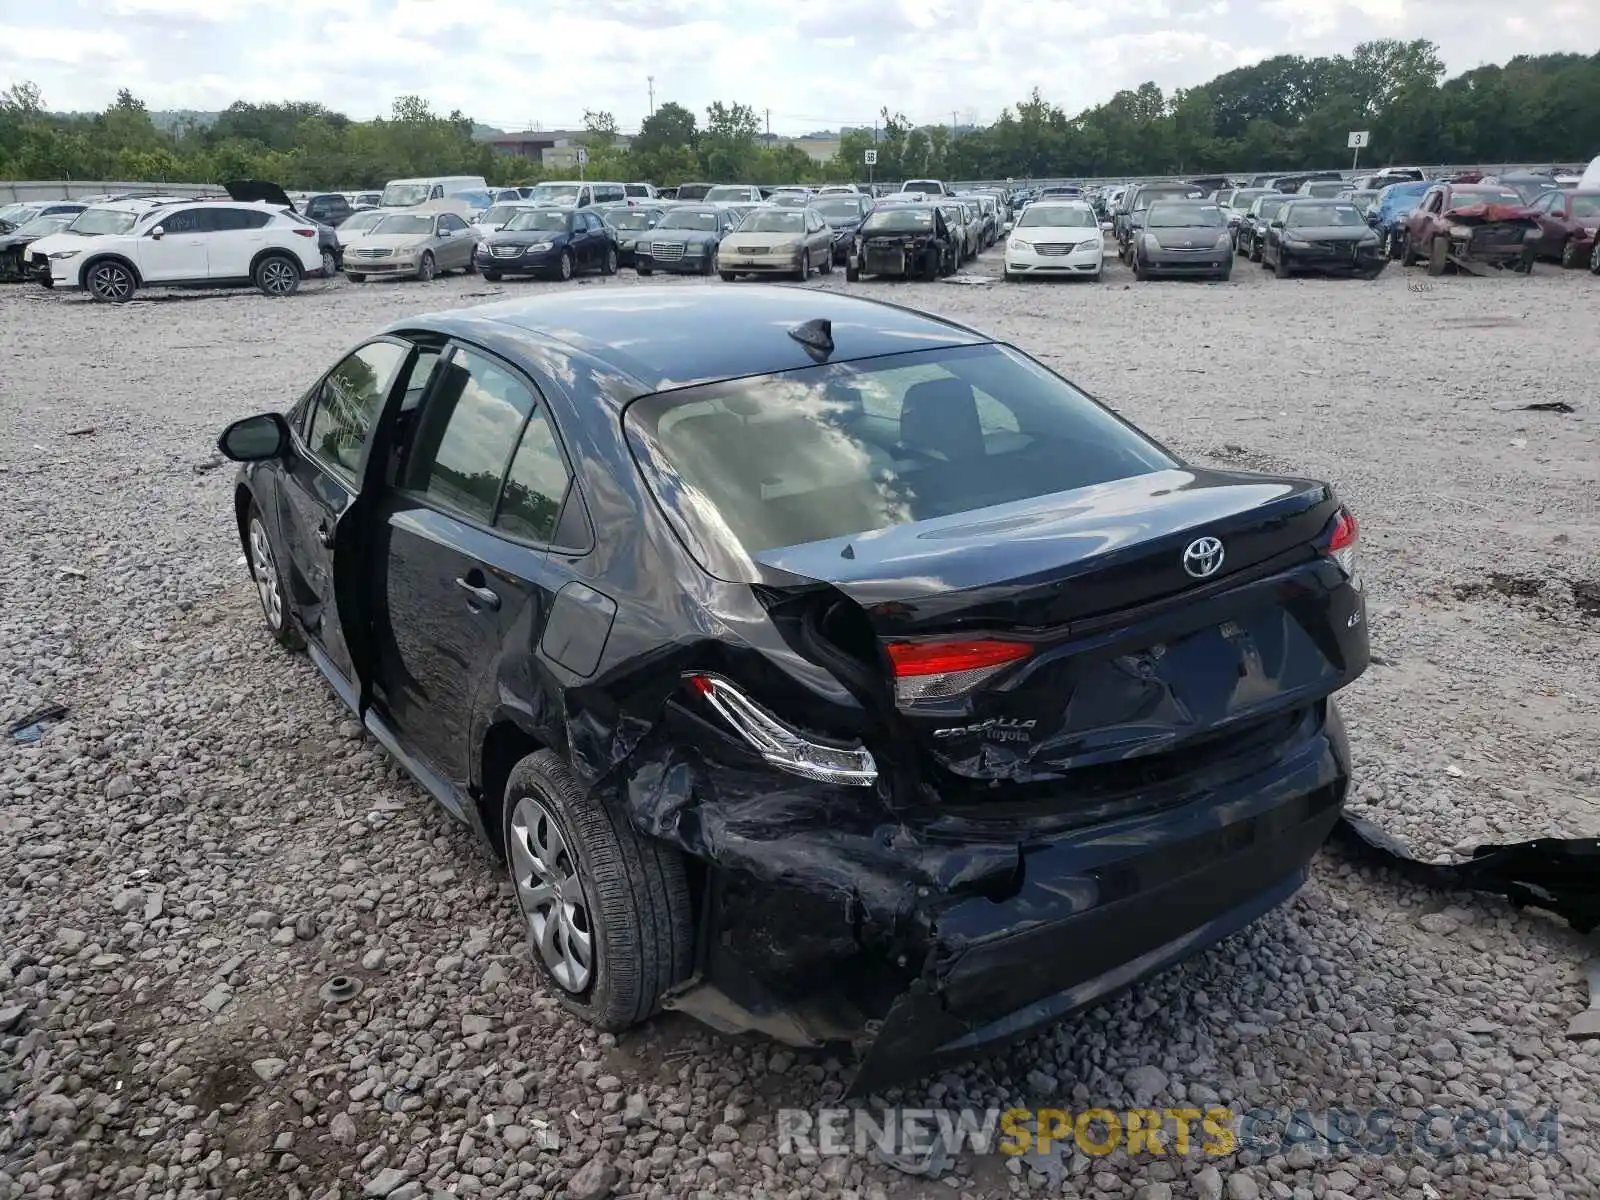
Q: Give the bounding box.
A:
[625,343,1176,581]
[306,341,408,483]
[406,348,534,523]
[213,208,271,230]
[497,411,570,543]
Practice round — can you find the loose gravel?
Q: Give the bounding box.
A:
[2,246,1597,1200]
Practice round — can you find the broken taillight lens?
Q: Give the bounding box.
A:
[685,674,876,787]
[884,639,1034,704]
[1326,506,1359,578]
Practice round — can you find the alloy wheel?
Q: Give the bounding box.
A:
[248,516,283,631]
[507,795,594,993]
[321,250,337,276]
[90,263,132,302]
[418,253,435,282]
[559,252,573,281]
[260,258,298,295]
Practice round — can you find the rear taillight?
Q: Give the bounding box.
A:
[685,674,876,787]
[885,639,1033,704]
[292,228,316,237]
[1326,506,1359,578]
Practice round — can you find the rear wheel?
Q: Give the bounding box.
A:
[1560,239,1580,269]
[255,254,301,297]
[1400,233,1419,267]
[86,259,136,303]
[1248,237,1263,263]
[501,750,693,1029]
[1591,240,1600,274]
[1132,253,1149,282]
[818,251,833,275]
[320,249,338,277]
[1426,236,1448,276]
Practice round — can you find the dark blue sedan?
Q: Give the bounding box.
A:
[475,206,619,281]
[633,204,740,275]
[214,286,1368,1093]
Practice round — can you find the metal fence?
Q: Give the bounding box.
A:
[0,180,222,204]
[949,163,1590,191]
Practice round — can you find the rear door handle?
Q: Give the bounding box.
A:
[455,576,501,611]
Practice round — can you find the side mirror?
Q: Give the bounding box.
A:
[217,413,289,462]
[149,226,165,239]
[1269,220,1284,228]
[438,229,452,238]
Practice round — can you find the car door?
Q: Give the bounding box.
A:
[369,343,576,793]
[208,207,273,279]
[806,210,829,260]
[437,212,472,268]
[1528,192,1566,256]
[276,339,414,697]
[136,207,211,282]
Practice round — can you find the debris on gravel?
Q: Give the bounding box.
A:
[1,260,1596,1198]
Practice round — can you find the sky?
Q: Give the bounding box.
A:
[2,0,1597,134]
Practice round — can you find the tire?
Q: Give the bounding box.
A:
[602,246,618,275]
[845,265,860,282]
[464,256,478,275]
[482,270,501,282]
[1273,254,1291,279]
[320,249,338,277]
[1132,254,1148,282]
[1400,233,1419,267]
[1591,240,1600,275]
[501,750,693,1030]
[794,250,810,282]
[255,254,301,297]
[818,251,833,275]
[1426,236,1448,277]
[246,502,303,651]
[347,273,366,283]
[719,271,737,282]
[86,259,136,303]
[416,252,436,282]
[1560,240,1579,269]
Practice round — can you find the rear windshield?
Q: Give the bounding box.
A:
[703,186,753,202]
[862,208,933,231]
[624,343,1175,581]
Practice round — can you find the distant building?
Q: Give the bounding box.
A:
[481,130,630,164]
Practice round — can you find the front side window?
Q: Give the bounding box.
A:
[625,343,1176,581]
[439,213,468,232]
[498,411,570,543]
[406,349,534,524]
[306,341,409,483]
[156,208,208,234]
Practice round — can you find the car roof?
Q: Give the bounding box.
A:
[401,286,989,397]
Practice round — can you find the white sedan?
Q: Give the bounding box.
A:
[1003,200,1104,281]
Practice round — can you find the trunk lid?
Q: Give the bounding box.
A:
[756,468,1364,785]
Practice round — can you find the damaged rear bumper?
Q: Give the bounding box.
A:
[647,699,1351,1092]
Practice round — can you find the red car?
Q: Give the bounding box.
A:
[1400,182,1535,273]
[1526,189,1600,270]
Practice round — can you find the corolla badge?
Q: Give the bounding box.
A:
[1182,536,1225,579]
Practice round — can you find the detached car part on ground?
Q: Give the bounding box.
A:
[217,287,1369,1093]
[846,205,959,280]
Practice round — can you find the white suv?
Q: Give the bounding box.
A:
[30,199,323,302]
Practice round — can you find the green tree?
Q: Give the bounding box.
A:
[633,101,696,157]
[582,109,618,148]
[699,101,761,179]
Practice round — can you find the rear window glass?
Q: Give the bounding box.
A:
[624,344,1175,582]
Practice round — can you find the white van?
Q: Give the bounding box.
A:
[379,175,489,208]
[1577,155,1600,190]
[521,180,627,208]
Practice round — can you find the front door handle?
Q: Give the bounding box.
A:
[316,521,335,548]
[455,577,501,611]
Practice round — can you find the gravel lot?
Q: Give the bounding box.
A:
[3,246,1598,1200]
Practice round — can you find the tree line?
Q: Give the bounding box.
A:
[2,41,1595,192]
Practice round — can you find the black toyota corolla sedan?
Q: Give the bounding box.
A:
[218,286,1368,1091]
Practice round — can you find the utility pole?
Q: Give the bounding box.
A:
[951,110,958,136]
[647,76,655,116]
[765,108,771,138]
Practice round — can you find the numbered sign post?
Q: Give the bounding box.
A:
[864,147,877,187]
[575,146,588,180]
[1347,130,1369,173]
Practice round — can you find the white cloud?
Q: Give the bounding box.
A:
[6,0,1600,130]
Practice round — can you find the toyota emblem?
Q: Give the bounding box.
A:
[1182,536,1225,579]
